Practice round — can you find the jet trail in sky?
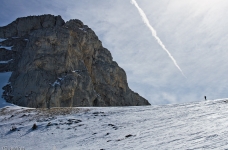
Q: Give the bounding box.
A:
[131,0,186,78]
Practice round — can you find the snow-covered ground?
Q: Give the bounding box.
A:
[1,99,228,150]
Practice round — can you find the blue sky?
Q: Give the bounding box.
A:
[1,0,228,105]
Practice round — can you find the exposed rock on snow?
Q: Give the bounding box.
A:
[0,15,150,107]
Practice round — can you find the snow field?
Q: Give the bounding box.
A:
[1,99,228,149]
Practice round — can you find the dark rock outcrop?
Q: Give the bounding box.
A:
[0,15,150,108]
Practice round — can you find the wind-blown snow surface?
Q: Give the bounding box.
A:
[1,99,228,149]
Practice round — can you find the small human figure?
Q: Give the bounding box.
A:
[204,96,207,100]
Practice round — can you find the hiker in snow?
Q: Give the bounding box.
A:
[204,96,207,100]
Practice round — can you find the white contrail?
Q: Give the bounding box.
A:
[131,0,186,78]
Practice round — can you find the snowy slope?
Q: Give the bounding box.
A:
[1,99,228,150]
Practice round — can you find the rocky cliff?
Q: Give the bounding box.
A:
[0,15,150,108]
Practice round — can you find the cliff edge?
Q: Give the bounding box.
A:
[0,15,150,108]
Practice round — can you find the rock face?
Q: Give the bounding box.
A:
[0,15,150,108]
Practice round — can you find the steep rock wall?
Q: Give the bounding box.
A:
[0,15,150,107]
